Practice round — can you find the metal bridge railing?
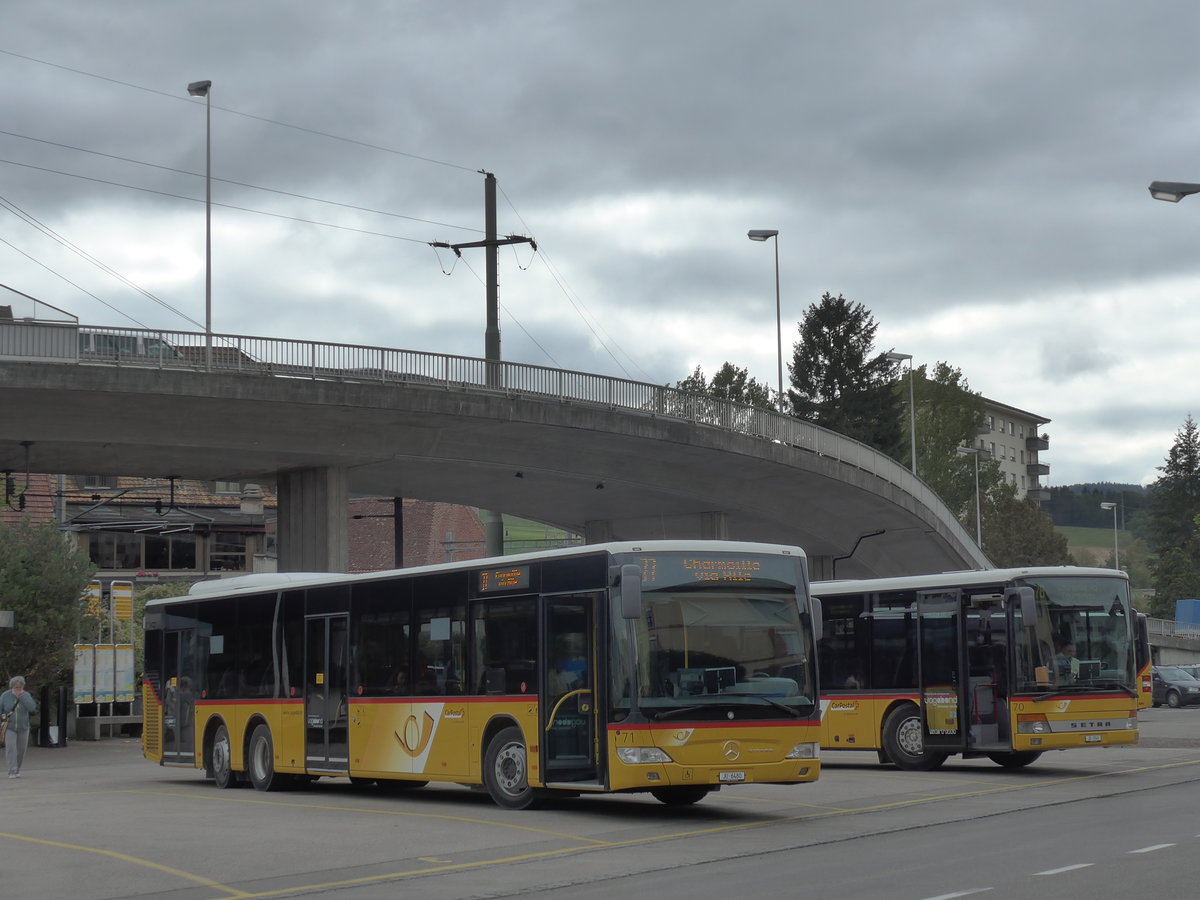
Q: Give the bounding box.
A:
[10,322,983,561]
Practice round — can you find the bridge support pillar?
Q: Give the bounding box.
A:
[480,508,504,557]
[699,511,729,540]
[583,520,614,544]
[807,555,834,580]
[276,466,349,573]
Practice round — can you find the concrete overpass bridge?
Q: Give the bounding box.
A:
[0,312,989,578]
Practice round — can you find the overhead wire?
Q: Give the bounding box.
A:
[0,47,635,377]
[498,183,648,380]
[0,194,197,328]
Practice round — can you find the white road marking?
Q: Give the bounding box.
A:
[1129,843,1176,854]
[1034,863,1093,875]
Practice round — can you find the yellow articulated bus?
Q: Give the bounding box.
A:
[142,541,822,809]
[811,567,1140,770]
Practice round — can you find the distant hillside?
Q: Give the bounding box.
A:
[1046,483,1146,529]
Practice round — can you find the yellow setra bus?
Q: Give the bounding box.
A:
[142,541,822,808]
[812,567,1140,770]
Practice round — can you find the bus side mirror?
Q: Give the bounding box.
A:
[1008,586,1036,623]
[618,564,642,619]
[809,596,823,642]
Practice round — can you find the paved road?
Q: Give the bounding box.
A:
[2,707,1197,899]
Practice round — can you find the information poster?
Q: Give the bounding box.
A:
[73,644,95,704]
[94,643,115,703]
[115,644,136,703]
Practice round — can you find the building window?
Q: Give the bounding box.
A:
[213,481,241,495]
[82,475,115,490]
[209,532,250,571]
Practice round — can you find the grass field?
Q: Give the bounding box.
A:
[1056,525,1129,565]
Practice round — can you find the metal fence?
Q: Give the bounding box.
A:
[9,321,984,560]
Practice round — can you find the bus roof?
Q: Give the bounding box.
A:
[145,539,807,608]
[812,565,1128,597]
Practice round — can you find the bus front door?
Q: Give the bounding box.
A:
[162,628,198,764]
[305,614,349,774]
[542,595,600,786]
[917,590,968,755]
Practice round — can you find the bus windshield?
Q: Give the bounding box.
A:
[1016,575,1135,693]
[615,588,816,721]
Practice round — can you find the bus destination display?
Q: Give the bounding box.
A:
[478,565,531,593]
[635,554,795,588]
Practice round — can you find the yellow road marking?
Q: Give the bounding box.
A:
[8,755,1200,899]
[0,832,250,898]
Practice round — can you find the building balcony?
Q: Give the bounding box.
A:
[1027,463,1050,477]
[1026,487,1050,502]
[1026,434,1049,452]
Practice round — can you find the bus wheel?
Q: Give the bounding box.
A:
[484,726,537,810]
[986,751,1042,768]
[212,724,237,789]
[248,724,290,791]
[650,786,713,806]
[882,704,948,771]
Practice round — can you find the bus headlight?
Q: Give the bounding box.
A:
[1017,714,1050,734]
[616,747,673,765]
[785,742,820,760]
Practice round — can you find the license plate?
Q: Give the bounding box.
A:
[719,771,746,783]
[1085,735,1102,743]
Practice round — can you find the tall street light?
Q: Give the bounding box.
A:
[1100,501,1120,570]
[1149,180,1200,202]
[886,351,916,475]
[748,229,784,413]
[188,79,213,370]
[956,446,989,546]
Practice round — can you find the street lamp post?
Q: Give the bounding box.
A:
[886,351,916,475]
[748,229,784,413]
[187,79,212,370]
[1100,501,1119,570]
[956,446,989,546]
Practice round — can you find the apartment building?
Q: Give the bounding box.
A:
[974,398,1050,502]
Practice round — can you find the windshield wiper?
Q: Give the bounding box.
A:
[723,692,801,717]
[649,695,801,720]
[650,705,708,721]
[1078,680,1137,698]
[1030,685,1107,701]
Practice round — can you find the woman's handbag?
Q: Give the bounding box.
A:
[0,712,9,749]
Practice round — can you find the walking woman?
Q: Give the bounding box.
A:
[0,676,36,778]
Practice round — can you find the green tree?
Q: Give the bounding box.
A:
[1148,547,1200,619]
[1146,415,1200,557]
[789,293,904,457]
[983,491,1074,567]
[904,362,986,508]
[1146,416,1200,613]
[673,363,774,410]
[0,519,94,687]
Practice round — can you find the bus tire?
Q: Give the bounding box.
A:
[484,726,537,810]
[986,751,1042,768]
[248,724,290,791]
[881,704,948,771]
[212,723,237,789]
[650,786,713,806]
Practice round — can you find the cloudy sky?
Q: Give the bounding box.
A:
[3,3,1198,488]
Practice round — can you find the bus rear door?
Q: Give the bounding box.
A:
[917,589,968,756]
[305,614,350,774]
